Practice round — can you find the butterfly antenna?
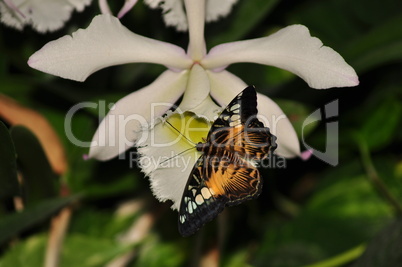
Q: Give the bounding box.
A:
[164,120,197,145]
[157,146,196,166]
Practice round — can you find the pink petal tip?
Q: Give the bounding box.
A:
[301,149,313,161]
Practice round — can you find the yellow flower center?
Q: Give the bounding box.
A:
[167,112,211,145]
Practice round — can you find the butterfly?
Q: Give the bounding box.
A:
[178,86,277,237]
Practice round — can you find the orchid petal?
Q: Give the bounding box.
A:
[207,70,300,157]
[138,121,200,210]
[256,93,300,158]
[206,69,247,106]
[3,0,25,18]
[188,96,221,122]
[205,0,238,22]
[117,0,138,19]
[67,0,92,11]
[98,0,112,14]
[144,0,236,33]
[185,0,206,60]
[179,65,210,112]
[202,25,359,89]
[0,0,91,33]
[145,0,188,31]
[89,70,189,160]
[177,65,220,121]
[301,149,313,161]
[28,14,192,81]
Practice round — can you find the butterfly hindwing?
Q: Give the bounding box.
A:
[178,156,227,237]
[204,151,262,206]
[178,152,262,237]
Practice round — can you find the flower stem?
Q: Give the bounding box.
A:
[300,244,366,267]
[357,139,402,217]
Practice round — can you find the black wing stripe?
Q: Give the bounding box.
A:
[178,156,227,237]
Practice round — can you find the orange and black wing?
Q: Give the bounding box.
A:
[178,86,277,236]
[209,86,259,135]
[178,156,226,237]
[203,151,262,206]
[178,152,261,237]
[208,86,277,160]
[210,125,276,161]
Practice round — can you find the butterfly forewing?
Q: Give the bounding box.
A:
[208,86,258,134]
[209,121,277,161]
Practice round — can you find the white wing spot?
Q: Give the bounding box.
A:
[188,201,193,214]
[230,103,240,111]
[201,187,212,199]
[195,194,204,204]
[231,114,240,121]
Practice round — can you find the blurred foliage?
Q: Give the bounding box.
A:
[1,0,402,266]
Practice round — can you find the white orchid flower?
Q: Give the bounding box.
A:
[28,0,358,209]
[98,0,237,24]
[98,0,139,19]
[0,0,92,33]
[144,0,239,31]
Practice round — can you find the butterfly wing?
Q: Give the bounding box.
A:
[178,86,276,236]
[209,86,277,160]
[178,151,261,236]
[178,156,227,237]
[209,86,259,134]
[204,150,262,206]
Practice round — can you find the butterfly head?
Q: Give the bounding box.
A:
[195,141,207,152]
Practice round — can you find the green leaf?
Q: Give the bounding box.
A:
[358,97,401,151]
[10,126,57,206]
[209,0,279,46]
[0,121,19,199]
[301,245,366,267]
[60,234,133,267]
[342,15,402,73]
[0,232,132,267]
[287,0,402,72]
[223,249,252,267]
[275,99,319,139]
[264,67,296,87]
[83,173,138,199]
[0,234,46,267]
[68,207,140,239]
[353,218,402,267]
[0,195,79,245]
[57,112,96,193]
[137,235,185,267]
[254,160,393,266]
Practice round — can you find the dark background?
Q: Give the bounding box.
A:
[1,0,401,266]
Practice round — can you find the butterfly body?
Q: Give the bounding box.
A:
[178,86,277,237]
